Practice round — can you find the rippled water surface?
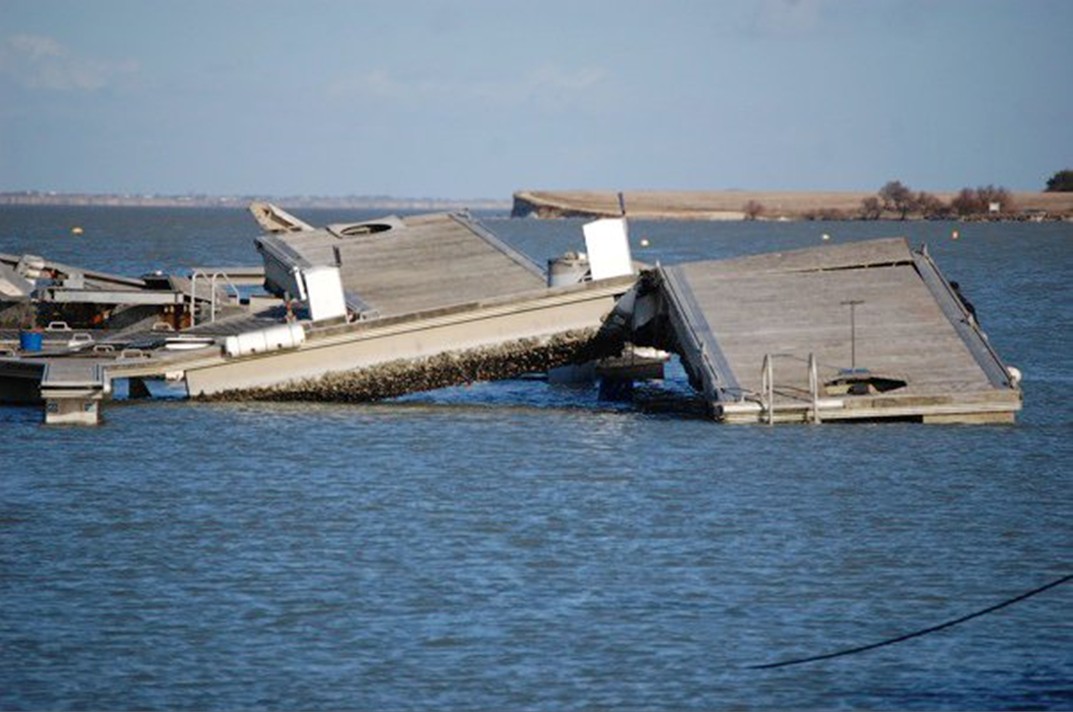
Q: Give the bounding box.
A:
[1,207,1071,709]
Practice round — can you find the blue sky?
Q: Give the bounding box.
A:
[1,0,1070,198]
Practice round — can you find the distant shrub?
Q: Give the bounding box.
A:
[878,180,915,219]
[1045,169,1073,192]
[742,200,765,220]
[951,185,1015,217]
[916,191,950,219]
[859,196,882,220]
[951,188,983,216]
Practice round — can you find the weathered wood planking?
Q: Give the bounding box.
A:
[681,236,915,277]
[659,238,1021,421]
[675,264,989,392]
[272,213,547,317]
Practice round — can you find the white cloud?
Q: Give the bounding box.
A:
[0,34,139,91]
[525,64,605,94]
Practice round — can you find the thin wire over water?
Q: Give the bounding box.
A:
[751,572,1073,669]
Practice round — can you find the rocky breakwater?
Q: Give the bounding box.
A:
[202,328,622,403]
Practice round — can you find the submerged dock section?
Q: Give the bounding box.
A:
[174,211,631,400]
[630,238,1021,423]
[0,207,1022,425]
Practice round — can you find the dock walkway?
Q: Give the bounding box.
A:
[257,212,547,318]
[650,238,1020,422]
[160,211,630,400]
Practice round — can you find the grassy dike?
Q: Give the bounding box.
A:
[511,189,1073,220]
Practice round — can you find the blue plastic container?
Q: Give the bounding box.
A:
[19,330,43,352]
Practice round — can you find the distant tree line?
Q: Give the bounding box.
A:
[741,181,1023,222]
[856,180,1019,221]
[1046,169,1073,192]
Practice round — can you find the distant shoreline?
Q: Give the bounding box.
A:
[511,190,1073,221]
[3,190,1071,221]
[0,192,511,211]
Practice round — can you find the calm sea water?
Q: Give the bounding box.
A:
[1,207,1071,710]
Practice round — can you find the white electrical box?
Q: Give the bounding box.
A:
[301,265,347,322]
[583,217,633,281]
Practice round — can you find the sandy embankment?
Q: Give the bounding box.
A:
[511,189,1073,220]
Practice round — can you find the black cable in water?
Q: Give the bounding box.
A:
[750,572,1072,670]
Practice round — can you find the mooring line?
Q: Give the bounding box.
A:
[750,572,1072,670]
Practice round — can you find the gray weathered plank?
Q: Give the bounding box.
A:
[659,238,1019,421]
[269,213,548,317]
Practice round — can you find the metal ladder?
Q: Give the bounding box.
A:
[760,353,822,425]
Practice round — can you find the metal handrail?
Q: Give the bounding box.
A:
[189,270,206,326]
[761,354,774,424]
[189,270,242,325]
[208,272,241,323]
[808,353,821,424]
[761,352,823,425]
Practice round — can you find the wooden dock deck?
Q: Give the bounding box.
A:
[651,238,1021,423]
[256,213,547,318]
[1,211,636,418]
[141,210,631,401]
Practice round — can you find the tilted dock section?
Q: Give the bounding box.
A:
[172,211,632,399]
[0,209,1022,425]
[255,212,549,318]
[632,238,1020,423]
[112,278,633,402]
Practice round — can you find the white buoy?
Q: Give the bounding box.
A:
[640,238,650,247]
[1007,366,1022,387]
[822,233,831,241]
[952,229,960,240]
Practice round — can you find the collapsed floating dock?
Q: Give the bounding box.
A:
[630,238,1020,423]
[0,208,1021,425]
[171,210,633,399]
[0,210,636,422]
